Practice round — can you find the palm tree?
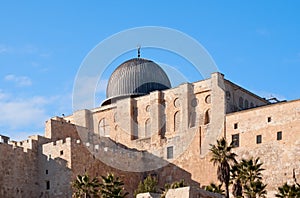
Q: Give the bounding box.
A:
[210,137,237,198]
[230,164,242,197]
[239,158,264,185]
[134,175,158,197]
[244,180,267,198]
[72,173,100,198]
[99,173,128,198]
[275,183,300,197]
[231,157,267,198]
[204,182,225,195]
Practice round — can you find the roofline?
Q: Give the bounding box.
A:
[224,79,269,103]
[226,98,300,116]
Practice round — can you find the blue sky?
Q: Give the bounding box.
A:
[0,1,299,140]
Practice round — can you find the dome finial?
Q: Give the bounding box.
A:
[137,45,141,58]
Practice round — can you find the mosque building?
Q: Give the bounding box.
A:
[0,56,299,197]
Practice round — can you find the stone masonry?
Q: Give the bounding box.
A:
[0,72,299,197]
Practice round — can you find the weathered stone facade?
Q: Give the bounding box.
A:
[0,71,298,198]
[226,99,300,197]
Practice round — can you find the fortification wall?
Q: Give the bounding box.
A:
[38,137,73,198]
[226,99,300,197]
[45,117,80,141]
[0,140,39,198]
[70,138,143,197]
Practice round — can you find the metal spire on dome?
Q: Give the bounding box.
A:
[137,45,141,58]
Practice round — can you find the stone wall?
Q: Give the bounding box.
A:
[0,139,39,198]
[70,138,143,197]
[39,137,73,197]
[1,73,299,198]
[45,117,80,141]
[226,99,300,197]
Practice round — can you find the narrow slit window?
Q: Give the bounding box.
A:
[167,146,173,159]
[46,181,50,190]
[234,123,238,129]
[174,111,180,131]
[231,134,239,147]
[277,131,282,140]
[256,135,262,144]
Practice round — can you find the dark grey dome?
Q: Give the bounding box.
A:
[102,58,171,105]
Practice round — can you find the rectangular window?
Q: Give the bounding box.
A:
[46,181,50,190]
[231,134,239,147]
[234,123,238,129]
[167,146,173,159]
[267,117,272,122]
[46,170,48,174]
[256,135,262,144]
[277,131,282,140]
[60,150,63,155]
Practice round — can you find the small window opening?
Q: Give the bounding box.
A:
[60,150,63,155]
[234,123,238,129]
[267,117,272,122]
[46,181,50,190]
[46,170,48,174]
[204,109,210,125]
[277,131,282,140]
[231,134,239,147]
[256,135,262,144]
[167,146,173,159]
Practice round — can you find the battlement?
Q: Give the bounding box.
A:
[44,137,72,147]
[0,133,53,154]
[0,139,35,154]
[45,117,79,141]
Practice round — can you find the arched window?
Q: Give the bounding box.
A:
[145,119,151,138]
[204,109,210,125]
[99,118,110,137]
[244,99,249,109]
[174,111,180,131]
[239,97,244,109]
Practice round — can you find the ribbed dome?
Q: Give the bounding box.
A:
[102,58,171,105]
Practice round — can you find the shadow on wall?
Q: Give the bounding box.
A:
[38,152,72,198]
[72,129,201,197]
[3,124,201,198]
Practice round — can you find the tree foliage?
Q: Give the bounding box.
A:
[72,172,128,198]
[99,173,128,198]
[161,180,187,198]
[209,138,269,198]
[72,173,100,198]
[210,137,237,198]
[243,180,267,198]
[275,182,300,198]
[204,182,225,195]
[231,157,267,198]
[134,175,158,197]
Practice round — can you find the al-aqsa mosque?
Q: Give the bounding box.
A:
[0,55,300,197]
